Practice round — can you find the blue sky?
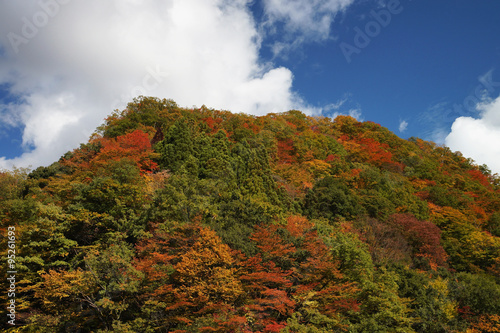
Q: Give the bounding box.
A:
[1,0,500,173]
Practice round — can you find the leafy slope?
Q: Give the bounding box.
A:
[1,96,499,332]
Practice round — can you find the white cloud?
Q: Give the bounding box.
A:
[324,96,348,111]
[399,119,408,133]
[347,108,362,120]
[320,94,362,121]
[262,0,354,42]
[428,127,449,145]
[445,95,500,175]
[327,108,363,121]
[1,0,352,169]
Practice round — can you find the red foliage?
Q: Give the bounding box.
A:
[467,169,491,188]
[277,139,297,164]
[99,130,158,170]
[62,130,158,174]
[203,116,224,133]
[325,154,338,162]
[205,116,216,129]
[457,305,474,320]
[286,121,297,130]
[237,253,295,318]
[238,216,359,328]
[356,137,394,166]
[388,214,448,269]
[415,190,430,200]
[339,132,404,170]
[294,222,360,315]
[251,224,296,258]
[242,121,261,134]
[263,321,288,332]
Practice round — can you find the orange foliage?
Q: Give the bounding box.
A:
[286,215,311,237]
[135,224,244,327]
[242,121,261,134]
[325,154,338,162]
[277,139,297,164]
[62,129,158,174]
[203,116,224,133]
[467,314,500,333]
[467,169,491,188]
[95,130,158,172]
[242,217,359,322]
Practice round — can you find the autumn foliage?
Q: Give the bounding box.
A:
[62,129,158,173]
[1,97,499,332]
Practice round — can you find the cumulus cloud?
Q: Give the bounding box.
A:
[260,0,355,58]
[1,0,351,169]
[445,95,500,175]
[398,120,408,133]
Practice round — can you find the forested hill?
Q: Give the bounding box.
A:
[1,96,500,332]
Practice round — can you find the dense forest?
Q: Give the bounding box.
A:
[1,96,499,332]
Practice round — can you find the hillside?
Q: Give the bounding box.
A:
[1,96,499,332]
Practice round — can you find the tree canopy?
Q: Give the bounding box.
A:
[1,96,499,332]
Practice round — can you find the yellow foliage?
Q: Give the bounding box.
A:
[303,159,331,176]
[173,228,244,304]
[32,269,99,312]
[143,169,170,195]
[427,277,458,322]
[428,203,468,224]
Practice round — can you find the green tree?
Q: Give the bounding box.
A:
[156,119,195,172]
[304,176,364,220]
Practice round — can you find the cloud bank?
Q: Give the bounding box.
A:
[0,0,354,170]
[445,95,500,175]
